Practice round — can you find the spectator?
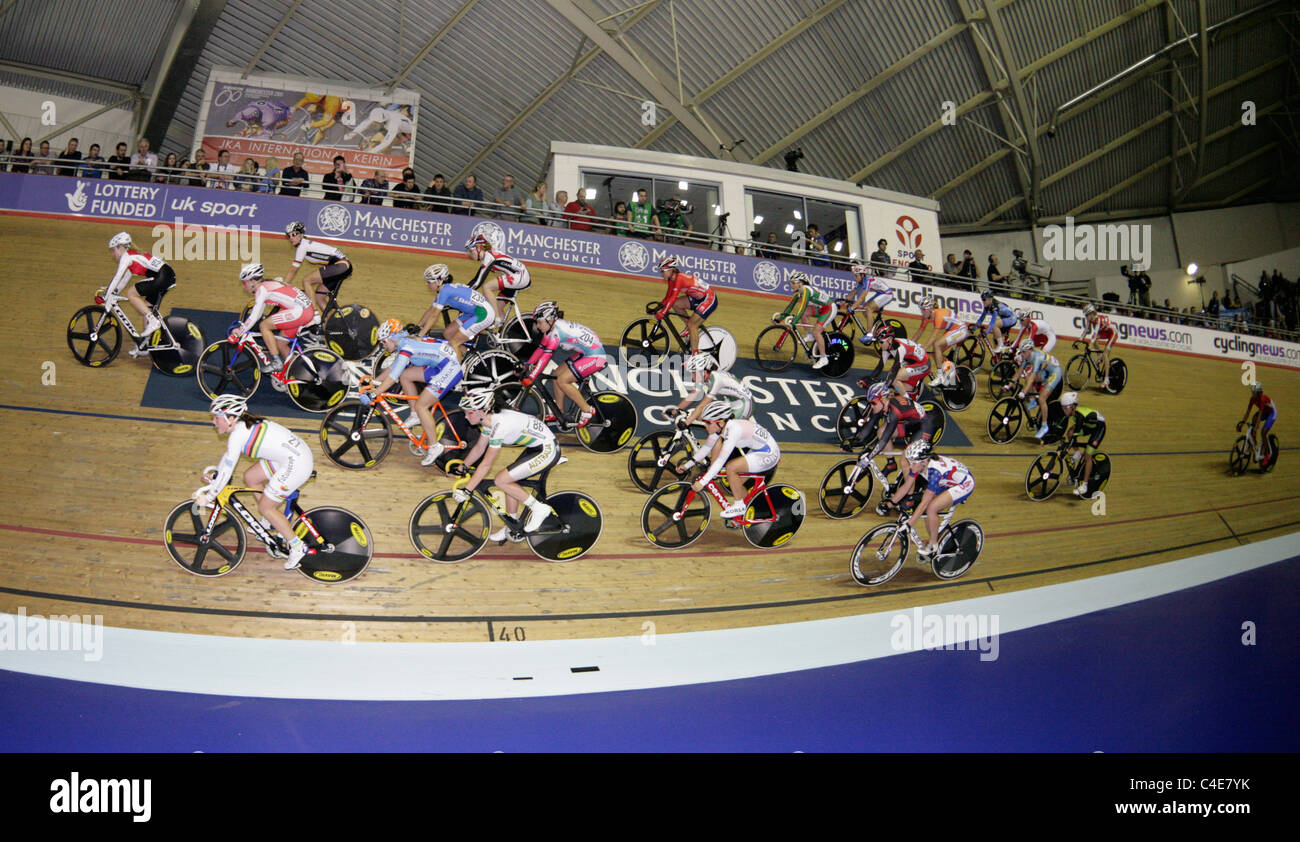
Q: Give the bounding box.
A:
[1208,290,1221,318]
[956,249,977,280]
[564,191,597,231]
[77,142,105,178]
[522,181,549,225]
[806,224,830,267]
[870,238,894,279]
[452,173,483,215]
[762,231,782,259]
[358,170,386,205]
[321,155,352,201]
[552,190,569,226]
[261,156,281,193]
[107,142,130,179]
[30,140,55,175]
[610,201,631,237]
[492,173,526,220]
[207,148,237,189]
[944,252,961,276]
[278,152,309,196]
[154,152,179,184]
[628,188,657,239]
[424,173,452,212]
[128,138,157,181]
[656,198,691,244]
[235,157,261,191]
[185,150,208,187]
[55,138,82,176]
[909,249,930,273]
[9,137,33,172]
[391,169,423,209]
[987,254,1006,286]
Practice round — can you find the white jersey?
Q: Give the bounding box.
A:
[107,250,165,296]
[209,419,313,495]
[692,418,780,486]
[241,281,313,331]
[292,236,347,268]
[482,409,557,449]
[688,370,751,403]
[346,107,414,153]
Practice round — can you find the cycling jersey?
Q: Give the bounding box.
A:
[688,371,754,418]
[781,283,834,322]
[1064,406,1106,440]
[916,455,975,504]
[209,419,313,503]
[858,396,936,460]
[691,418,780,487]
[107,249,167,295]
[241,281,314,332]
[468,249,530,294]
[292,237,348,268]
[434,284,493,321]
[524,319,605,382]
[856,275,893,296]
[345,106,414,153]
[926,307,965,333]
[890,338,929,367]
[385,336,459,382]
[975,302,1017,329]
[1083,313,1113,341]
[482,409,557,449]
[1249,393,1277,417]
[1023,349,1061,378]
[658,271,714,316]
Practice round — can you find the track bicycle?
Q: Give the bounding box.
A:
[835,390,947,448]
[67,286,205,375]
[626,416,777,493]
[953,325,1015,372]
[196,322,348,412]
[987,388,1064,444]
[1025,437,1112,501]
[318,376,476,470]
[1229,424,1280,475]
[408,458,603,562]
[1065,340,1127,394]
[830,300,907,346]
[494,370,638,454]
[640,469,805,550]
[240,281,378,361]
[849,496,983,586]
[619,301,737,369]
[163,479,373,582]
[754,316,855,377]
[819,451,906,520]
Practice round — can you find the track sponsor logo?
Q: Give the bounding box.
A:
[316,203,351,235]
[618,240,650,272]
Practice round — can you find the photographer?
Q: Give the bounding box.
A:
[656,198,692,245]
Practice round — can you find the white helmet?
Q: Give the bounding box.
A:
[423,264,451,285]
[108,232,132,249]
[684,353,718,373]
[849,263,869,276]
[458,388,494,412]
[533,301,561,323]
[285,220,306,237]
[209,394,248,418]
[904,439,932,463]
[1060,391,1078,408]
[701,400,733,422]
[1083,304,1097,317]
[239,263,264,282]
[789,271,809,285]
[920,295,935,311]
[1016,339,1034,362]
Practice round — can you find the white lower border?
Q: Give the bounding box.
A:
[2,533,1297,701]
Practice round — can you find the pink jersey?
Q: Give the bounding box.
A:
[241,281,313,330]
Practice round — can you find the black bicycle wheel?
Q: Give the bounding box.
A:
[297,506,373,582]
[1105,359,1128,394]
[163,501,246,577]
[641,481,710,549]
[1026,451,1063,501]
[989,360,1017,399]
[67,305,123,368]
[920,400,947,445]
[884,318,907,341]
[1065,354,1090,390]
[1264,435,1280,473]
[988,396,1024,444]
[1228,436,1250,476]
[819,459,873,519]
[823,332,854,378]
[849,523,908,586]
[1090,452,1112,491]
[836,395,876,445]
[323,304,380,360]
[627,430,693,493]
[933,520,983,579]
[954,336,983,370]
[577,391,638,453]
[620,318,670,365]
[754,324,798,372]
[287,348,348,412]
[742,484,805,548]
[527,491,603,561]
[408,492,491,562]
[148,315,205,377]
[319,400,393,469]
[501,314,541,360]
[941,366,976,411]
[196,339,260,399]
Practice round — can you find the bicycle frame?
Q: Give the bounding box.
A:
[363,384,468,455]
[93,289,178,349]
[200,485,324,553]
[228,327,314,387]
[767,322,820,361]
[674,471,778,527]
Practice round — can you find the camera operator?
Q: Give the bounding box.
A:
[656,198,692,245]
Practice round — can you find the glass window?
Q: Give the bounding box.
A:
[808,198,859,270]
[652,178,718,248]
[748,188,860,268]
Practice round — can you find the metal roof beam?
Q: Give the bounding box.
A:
[36,94,137,145]
[0,59,139,97]
[141,0,228,146]
[242,0,304,77]
[383,0,480,95]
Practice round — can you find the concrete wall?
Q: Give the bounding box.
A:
[0,85,136,162]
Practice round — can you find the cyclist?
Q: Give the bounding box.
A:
[416,263,494,358]
[772,271,836,370]
[520,301,606,428]
[883,440,975,564]
[1080,304,1118,390]
[654,256,715,354]
[1009,310,1057,355]
[847,263,895,346]
[876,325,930,396]
[972,290,1019,354]
[454,388,558,540]
[282,221,352,314]
[104,231,175,351]
[673,353,753,425]
[914,295,968,386]
[464,233,531,323]
[841,381,938,494]
[1014,340,1063,440]
[194,394,315,570]
[678,400,781,519]
[1238,382,1278,466]
[232,263,316,391]
[363,318,464,467]
[1055,391,1106,497]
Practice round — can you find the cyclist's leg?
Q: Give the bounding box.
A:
[258,315,287,364]
[498,441,561,518]
[243,461,296,543]
[301,267,326,311]
[923,489,956,549]
[1101,333,1116,384]
[565,355,605,421]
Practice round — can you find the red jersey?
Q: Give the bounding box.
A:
[658,271,710,311]
[1250,393,1276,416]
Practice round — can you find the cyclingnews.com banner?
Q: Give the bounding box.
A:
[5,170,1299,372]
[193,67,420,180]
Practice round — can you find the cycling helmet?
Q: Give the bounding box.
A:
[285,221,306,237]
[850,263,869,276]
[656,256,679,273]
[239,263,264,282]
[376,318,405,343]
[1059,391,1078,408]
[1013,308,1026,320]
[684,353,718,373]
[920,295,935,312]
[465,233,491,251]
[1251,383,1263,395]
[458,388,494,412]
[1016,339,1034,362]
[904,439,931,463]
[789,271,809,286]
[866,382,890,403]
[423,263,451,285]
[1083,304,1097,317]
[532,301,560,323]
[108,231,132,249]
[875,324,895,343]
[980,290,994,301]
[701,400,733,422]
[209,394,248,418]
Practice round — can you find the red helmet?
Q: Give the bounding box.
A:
[875,325,895,344]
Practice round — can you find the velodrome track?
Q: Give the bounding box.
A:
[2,212,1298,646]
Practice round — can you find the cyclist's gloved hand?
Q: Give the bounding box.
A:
[772,312,783,323]
[675,418,689,432]
[447,462,468,476]
[521,376,533,388]
[451,488,470,504]
[359,391,373,406]
[192,485,216,509]
[875,500,892,516]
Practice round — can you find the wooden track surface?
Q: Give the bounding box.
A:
[2,213,1297,644]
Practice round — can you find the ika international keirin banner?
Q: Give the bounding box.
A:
[193,66,420,181]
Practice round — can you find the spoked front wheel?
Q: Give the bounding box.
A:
[67,305,123,368]
[408,492,491,562]
[1228,436,1251,476]
[627,430,693,493]
[989,360,1017,399]
[932,519,983,580]
[620,318,670,365]
[319,401,393,469]
[1065,354,1090,391]
[988,397,1025,444]
[163,501,247,577]
[197,340,260,400]
[296,506,373,582]
[1025,451,1064,501]
[818,459,873,519]
[849,524,909,586]
[526,491,603,561]
[641,481,711,549]
[463,348,521,392]
[754,324,799,372]
[954,336,984,370]
[836,395,876,446]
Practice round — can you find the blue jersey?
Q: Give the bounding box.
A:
[975,302,1017,329]
[434,283,483,315]
[387,336,458,380]
[1025,349,1060,376]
